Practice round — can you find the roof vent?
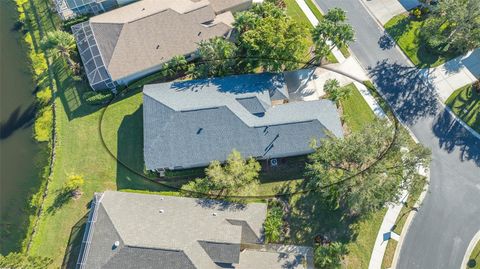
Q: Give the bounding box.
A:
[156,45,160,50]
[212,212,217,216]
[113,241,120,249]
[160,197,164,200]
[159,209,164,213]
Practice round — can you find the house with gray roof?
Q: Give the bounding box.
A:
[76,191,312,269]
[71,0,252,90]
[143,72,343,171]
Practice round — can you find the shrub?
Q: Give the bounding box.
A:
[0,252,52,269]
[473,80,480,93]
[324,79,351,103]
[36,87,52,105]
[314,242,347,269]
[62,15,89,33]
[24,34,48,79]
[34,107,53,142]
[411,8,422,19]
[264,201,284,243]
[64,174,85,198]
[82,90,113,105]
[64,174,84,191]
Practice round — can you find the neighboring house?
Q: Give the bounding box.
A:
[143,72,343,171]
[71,0,252,91]
[76,191,312,269]
[54,0,136,20]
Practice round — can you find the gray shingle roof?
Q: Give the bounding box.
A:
[73,0,249,89]
[77,191,268,269]
[143,72,343,170]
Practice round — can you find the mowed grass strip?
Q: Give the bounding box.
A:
[384,14,457,68]
[445,84,480,133]
[341,83,376,133]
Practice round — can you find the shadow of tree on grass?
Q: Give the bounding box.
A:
[45,188,73,215]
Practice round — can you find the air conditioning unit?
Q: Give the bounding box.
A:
[270,158,278,167]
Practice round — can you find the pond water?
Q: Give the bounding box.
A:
[0,0,44,254]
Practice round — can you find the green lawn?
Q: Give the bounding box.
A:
[468,240,480,269]
[445,84,480,133]
[384,14,457,68]
[22,0,383,267]
[341,83,376,133]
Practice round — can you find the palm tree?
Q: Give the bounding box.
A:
[40,30,78,73]
[311,8,355,62]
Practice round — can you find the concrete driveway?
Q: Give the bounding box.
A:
[361,0,420,24]
[313,0,480,268]
[427,49,480,101]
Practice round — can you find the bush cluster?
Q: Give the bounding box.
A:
[34,108,53,142]
[263,200,284,243]
[82,90,113,105]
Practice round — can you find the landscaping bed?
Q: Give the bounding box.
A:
[445,83,480,133]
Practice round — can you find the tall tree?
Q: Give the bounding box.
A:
[189,37,238,78]
[311,8,355,62]
[421,0,480,54]
[234,2,309,71]
[40,30,78,73]
[305,119,431,216]
[183,149,261,198]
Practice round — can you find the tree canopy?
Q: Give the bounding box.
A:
[40,30,77,72]
[189,37,238,78]
[183,150,261,199]
[234,2,309,71]
[422,0,480,54]
[305,119,431,215]
[312,8,355,62]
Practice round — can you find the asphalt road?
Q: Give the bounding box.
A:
[313,0,480,268]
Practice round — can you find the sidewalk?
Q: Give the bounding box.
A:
[368,190,408,269]
[292,2,417,269]
[425,48,480,101]
[360,0,419,25]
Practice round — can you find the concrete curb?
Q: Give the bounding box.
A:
[390,166,430,269]
[461,230,480,269]
[440,102,480,140]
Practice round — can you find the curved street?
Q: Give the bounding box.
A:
[313,0,480,268]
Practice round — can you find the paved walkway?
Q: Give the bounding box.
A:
[368,191,408,269]
[361,0,419,25]
[425,48,480,101]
